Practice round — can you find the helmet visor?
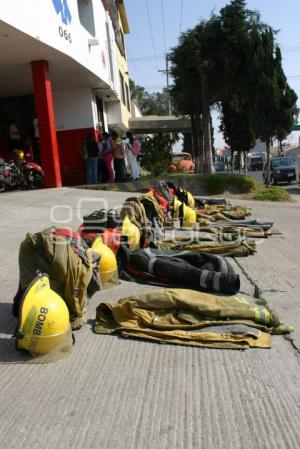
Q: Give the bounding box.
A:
[17,326,73,364]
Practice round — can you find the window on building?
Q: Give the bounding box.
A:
[77,0,96,37]
[119,72,126,105]
[115,29,126,57]
[125,83,131,112]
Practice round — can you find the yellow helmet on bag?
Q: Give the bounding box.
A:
[91,236,118,285]
[14,149,25,161]
[16,275,72,359]
[186,191,195,208]
[180,204,197,229]
[173,197,182,219]
[121,216,140,251]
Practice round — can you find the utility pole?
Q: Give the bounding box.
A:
[158,53,172,115]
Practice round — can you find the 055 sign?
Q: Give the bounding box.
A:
[59,26,72,43]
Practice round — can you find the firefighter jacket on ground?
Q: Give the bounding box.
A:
[13,228,101,330]
[158,237,256,257]
[196,205,251,222]
[95,289,293,349]
[118,246,240,294]
[211,219,274,231]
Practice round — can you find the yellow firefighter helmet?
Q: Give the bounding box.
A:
[186,191,195,208]
[14,149,25,160]
[91,236,118,285]
[121,216,141,251]
[180,204,197,229]
[16,275,72,358]
[173,197,182,219]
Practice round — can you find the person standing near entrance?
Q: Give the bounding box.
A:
[84,132,98,184]
[8,121,22,151]
[112,131,126,182]
[97,135,109,183]
[101,132,114,183]
[124,131,140,180]
[32,117,41,163]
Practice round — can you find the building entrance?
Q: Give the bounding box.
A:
[0,95,35,159]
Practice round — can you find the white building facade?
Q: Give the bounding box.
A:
[0,0,131,186]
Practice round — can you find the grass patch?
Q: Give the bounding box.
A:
[250,185,291,201]
[139,172,291,201]
[141,173,255,194]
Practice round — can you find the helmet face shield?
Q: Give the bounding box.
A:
[16,275,73,362]
[91,237,119,288]
[17,327,73,364]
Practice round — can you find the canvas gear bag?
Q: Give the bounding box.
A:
[12,228,101,329]
[147,188,170,216]
[120,195,164,248]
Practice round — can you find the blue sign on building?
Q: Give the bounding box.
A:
[52,0,72,26]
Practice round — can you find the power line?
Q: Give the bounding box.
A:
[145,0,160,71]
[128,54,165,62]
[179,0,183,34]
[160,0,167,55]
[127,50,146,85]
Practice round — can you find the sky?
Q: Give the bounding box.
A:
[124,0,300,147]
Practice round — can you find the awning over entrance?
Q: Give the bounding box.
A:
[129,115,191,134]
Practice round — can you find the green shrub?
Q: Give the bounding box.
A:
[140,134,174,176]
[200,174,255,195]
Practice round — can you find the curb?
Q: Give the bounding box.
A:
[74,177,203,194]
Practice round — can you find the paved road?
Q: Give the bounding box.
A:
[0,188,299,449]
[247,169,263,183]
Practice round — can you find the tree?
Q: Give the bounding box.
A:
[254,32,298,184]
[170,1,262,174]
[273,49,299,152]
[170,29,204,171]
[139,134,174,176]
[220,103,256,173]
[129,79,170,116]
[218,1,262,170]
[170,16,224,174]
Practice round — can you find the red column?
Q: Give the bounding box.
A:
[31,60,62,187]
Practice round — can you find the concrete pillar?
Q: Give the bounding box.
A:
[31,60,62,187]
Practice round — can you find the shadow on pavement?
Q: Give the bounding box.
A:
[0,302,32,363]
[0,337,32,363]
[0,302,17,334]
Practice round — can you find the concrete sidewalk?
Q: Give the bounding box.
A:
[0,188,299,449]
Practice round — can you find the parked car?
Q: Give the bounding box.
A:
[213,161,225,172]
[169,152,194,173]
[263,157,296,184]
[247,154,265,171]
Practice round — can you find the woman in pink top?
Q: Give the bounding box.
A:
[101,132,114,182]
